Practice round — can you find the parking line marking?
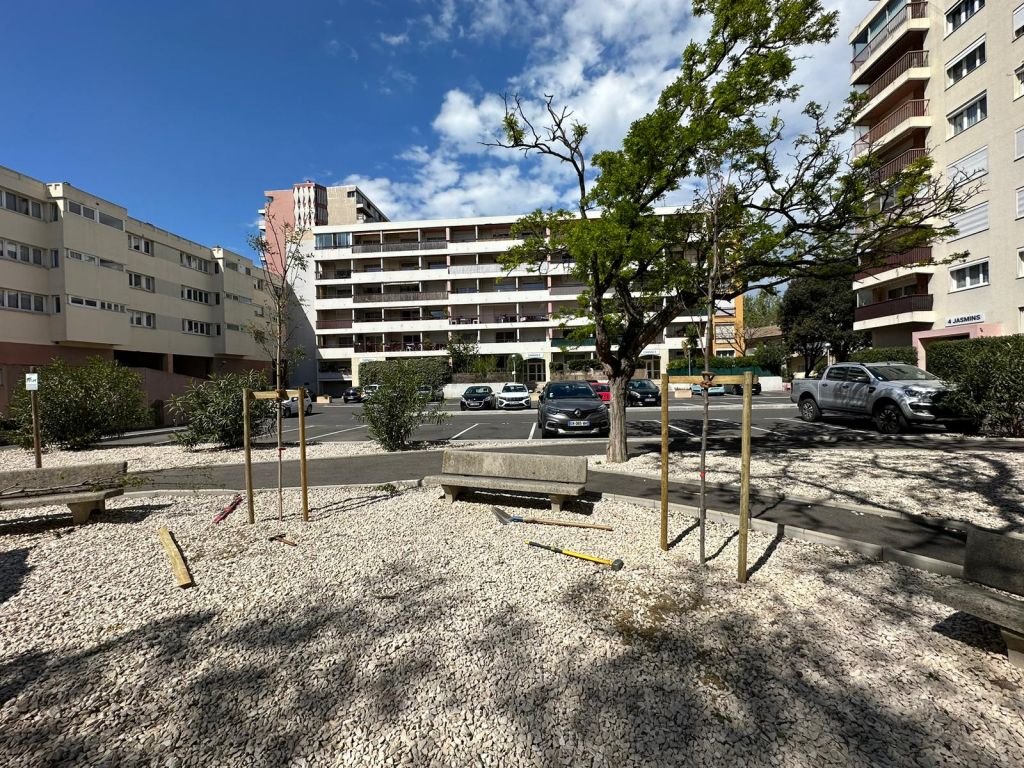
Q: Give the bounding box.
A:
[648,420,696,436]
[711,418,782,435]
[781,417,875,435]
[450,423,479,440]
[528,423,537,440]
[308,424,368,440]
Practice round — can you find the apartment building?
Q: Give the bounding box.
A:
[305,212,744,393]
[849,0,1024,362]
[0,165,271,411]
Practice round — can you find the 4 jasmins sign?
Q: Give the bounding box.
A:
[946,312,985,327]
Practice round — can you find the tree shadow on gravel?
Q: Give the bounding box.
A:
[0,548,30,607]
[1,557,1022,766]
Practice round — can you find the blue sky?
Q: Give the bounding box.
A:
[1,0,857,259]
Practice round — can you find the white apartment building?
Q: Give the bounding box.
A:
[0,165,271,412]
[849,0,1024,362]
[303,211,744,394]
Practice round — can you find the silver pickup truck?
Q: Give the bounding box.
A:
[790,362,951,434]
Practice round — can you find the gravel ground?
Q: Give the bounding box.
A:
[591,448,1024,533]
[1,487,1022,767]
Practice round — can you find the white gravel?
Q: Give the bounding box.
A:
[591,448,1024,533]
[1,487,1022,766]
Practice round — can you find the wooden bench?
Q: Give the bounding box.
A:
[0,462,128,525]
[425,450,587,512]
[935,527,1024,667]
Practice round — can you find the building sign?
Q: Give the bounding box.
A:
[526,352,544,360]
[25,373,38,391]
[946,312,985,327]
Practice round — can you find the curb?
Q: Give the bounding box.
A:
[602,492,964,579]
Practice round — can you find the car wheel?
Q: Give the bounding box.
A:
[460,403,466,411]
[305,405,313,415]
[799,397,821,423]
[599,428,610,438]
[874,402,906,435]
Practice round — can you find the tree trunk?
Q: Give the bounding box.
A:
[606,372,632,463]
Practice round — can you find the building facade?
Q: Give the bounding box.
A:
[305,212,744,394]
[0,165,271,412]
[849,0,1024,362]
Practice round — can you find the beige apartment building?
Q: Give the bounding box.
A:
[0,165,271,412]
[849,0,1024,363]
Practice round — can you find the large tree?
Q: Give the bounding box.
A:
[780,276,866,373]
[492,0,971,462]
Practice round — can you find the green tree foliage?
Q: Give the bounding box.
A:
[169,371,274,449]
[492,0,972,462]
[359,358,450,393]
[780,277,868,372]
[448,333,480,374]
[5,357,148,450]
[928,337,1024,437]
[744,291,781,330]
[359,361,450,451]
[849,347,918,366]
[752,342,787,376]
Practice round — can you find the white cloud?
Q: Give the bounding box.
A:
[380,32,409,46]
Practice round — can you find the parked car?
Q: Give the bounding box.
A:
[341,387,362,403]
[590,382,611,402]
[626,379,661,407]
[416,385,441,402]
[690,383,726,396]
[723,381,762,396]
[496,382,531,409]
[280,391,313,417]
[790,362,951,434]
[537,381,610,438]
[362,384,381,401]
[460,385,495,411]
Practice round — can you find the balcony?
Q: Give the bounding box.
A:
[352,241,447,254]
[353,341,448,353]
[859,50,929,121]
[854,99,929,157]
[317,269,352,281]
[871,148,927,183]
[851,3,928,75]
[855,247,933,280]
[353,290,448,304]
[854,293,933,322]
[316,319,353,330]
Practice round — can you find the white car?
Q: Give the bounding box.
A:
[496,382,531,409]
[362,384,381,401]
[280,391,313,417]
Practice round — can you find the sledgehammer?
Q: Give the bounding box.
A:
[526,540,624,570]
[268,533,298,547]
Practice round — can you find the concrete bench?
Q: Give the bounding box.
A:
[425,450,586,512]
[0,462,128,525]
[935,527,1024,667]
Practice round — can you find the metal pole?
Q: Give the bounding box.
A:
[30,368,41,469]
[660,373,669,551]
[243,389,254,524]
[298,387,309,523]
[738,371,753,583]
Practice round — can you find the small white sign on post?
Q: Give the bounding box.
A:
[25,373,39,391]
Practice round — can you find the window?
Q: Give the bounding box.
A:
[127,234,153,254]
[948,147,988,184]
[4,192,16,211]
[53,296,60,313]
[1017,127,1024,160]
[100,300,125,313]
[2,240,46,266]
[496,331,516,343]
[0,189,48,220]
[226,322,241,332]
[887,284,919,300]
[314,232,352,249]
[180,252,211,273]
[98,211,123,230]
[99,258,124,271]
[67,201,81,216]
[51,249,59,268]
[80,205,96,221]
[1,291,45,312]
[128,272,155,292]
[181,286,211,304]
[1018,247,1024,278]
[946,38,985,86]
[1015,3,1024,38]
[950,201,989,239]
[69,295,98,308]
[225,260,239,271]
[948,93,987,136]
[947,0,984,33]
[1017,187,1024,219]
[66,248,98,264]
[950,260,989,290]
[182,319,219,336]
[129,310,155,328]
[1016,65,1024,100]
[30,201,41,219]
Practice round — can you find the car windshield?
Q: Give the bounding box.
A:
[592,384,609,393]
[466,386,492,395]
[502,384,527,393]
[866,364,938,382]
[546,383,598,400]
[629,380,657,391]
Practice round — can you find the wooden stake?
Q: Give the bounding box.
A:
[298,387,309,523]
[158,527,194,588]
[738,371,753,583]
[30,387,42,469]
[243,389,254,524]
[660,373,669,551]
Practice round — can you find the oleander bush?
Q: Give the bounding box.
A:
[359,358,450,392]
[169,371,274,449]
[359,361,450,451]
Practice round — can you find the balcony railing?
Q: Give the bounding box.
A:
[854,99,928,156]
[316,319,353,330]
[353,341,448,353]
[863,50,929,102]
[855,247,933,279]
[318,270,352,280]
[872,148,927,182]
[852,3,928,73]
[353,290,449,304]
[854,293,933,322]
[352,240,447,254]
[449,263,502,275]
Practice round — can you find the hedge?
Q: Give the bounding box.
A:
[928,336,1024,437]
[668,355,769,376]
[849,346,918,366]
[359,358,451,391]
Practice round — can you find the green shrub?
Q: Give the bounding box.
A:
[752,342,787,375]
[567,358,600,372]
[359,361,450,450]
[359,358,450,392]
[4,357,149,450]
[849,346,918,366]
[169,371,274,449]
[928,336,1024,437]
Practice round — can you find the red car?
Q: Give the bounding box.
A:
[590,382,611,402]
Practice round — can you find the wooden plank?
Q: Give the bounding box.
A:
[738,371,753,583]
[251,388,302,400]
[158,527,194,588]
[668,374,757,385]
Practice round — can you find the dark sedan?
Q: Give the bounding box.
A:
[537,381,610,438]
[460,385,495,411]
[342,387,362,403]
[626,378,661,407]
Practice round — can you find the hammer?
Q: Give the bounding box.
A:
[268,533,297,547]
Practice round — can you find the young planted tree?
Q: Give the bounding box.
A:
[247,212,310,520]
[492,0,973,464]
